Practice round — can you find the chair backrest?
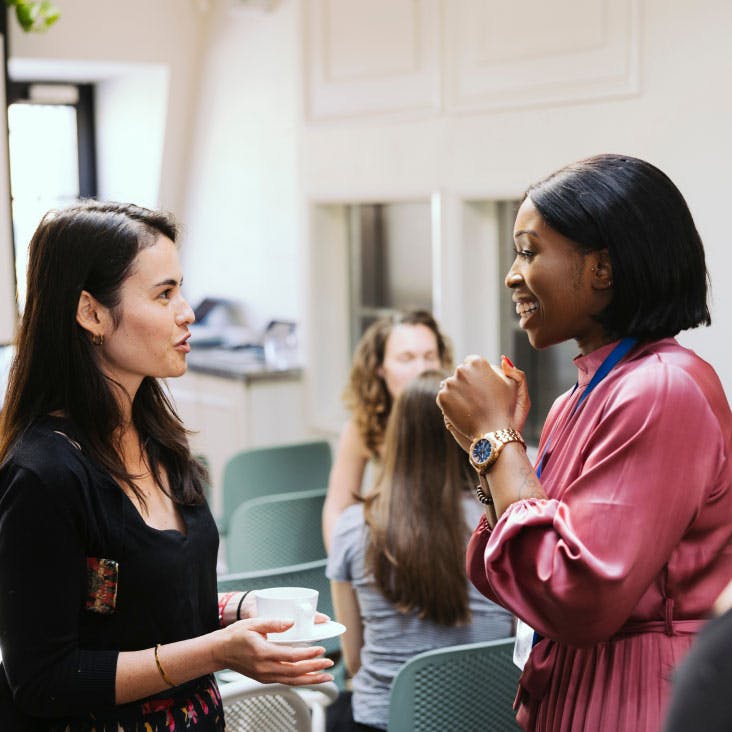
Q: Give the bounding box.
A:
[387,637,521,732]
[220,677,312,731]
[226,488,327,573]
[220,440,332,536]
[218,559,338,656]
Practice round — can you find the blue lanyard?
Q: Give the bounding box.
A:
[535,337,637,479]
[530,336,636,648]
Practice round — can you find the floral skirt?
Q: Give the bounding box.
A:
[48,674,225,732]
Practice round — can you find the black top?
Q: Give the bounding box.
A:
[0,416,220,729]
[664,607,732,732]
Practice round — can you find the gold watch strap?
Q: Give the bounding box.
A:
[491,428,525,450]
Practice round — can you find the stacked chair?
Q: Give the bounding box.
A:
[225,488,327,573]
[216,441,338,729]
[217,440,332,538]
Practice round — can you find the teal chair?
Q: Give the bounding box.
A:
[387,637,521,731]
[225,488,327,573]
[217,558,346,689]
[218,440,332,537]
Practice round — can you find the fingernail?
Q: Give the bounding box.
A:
[502,355,515,368]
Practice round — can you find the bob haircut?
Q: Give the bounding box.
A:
[526,153,711,341]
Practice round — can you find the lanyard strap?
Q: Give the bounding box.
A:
[531,336,637,648]
[536,337,637,479]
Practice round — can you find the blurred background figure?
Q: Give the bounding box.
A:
[326,370,513,731]
[322,310,452,548]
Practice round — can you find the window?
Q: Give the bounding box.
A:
[7,82,96,309]
[347,200,433,350]
[308,198,437,432]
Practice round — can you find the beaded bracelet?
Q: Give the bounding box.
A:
[474,482,494,506]
[236,590,252,621]
[154,644,176,688]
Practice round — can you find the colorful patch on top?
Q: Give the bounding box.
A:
[85,557,118,614]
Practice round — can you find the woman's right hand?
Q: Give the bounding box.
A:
[216,618,334,685]
[437,355,521,446]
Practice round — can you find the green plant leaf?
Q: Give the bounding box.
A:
[5,0,60,32]
[14,3,37,32]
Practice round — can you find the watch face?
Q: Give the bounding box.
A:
[471,438,493,466]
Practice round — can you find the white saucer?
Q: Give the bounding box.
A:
[267,620,346,646]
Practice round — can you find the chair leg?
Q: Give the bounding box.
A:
[310,703,325,732]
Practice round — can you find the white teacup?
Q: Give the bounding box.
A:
[255,587,319,639]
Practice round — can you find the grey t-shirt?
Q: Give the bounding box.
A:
[326,497,514,729]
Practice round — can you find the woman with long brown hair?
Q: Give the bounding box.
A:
[326,371,513,731]
[0,201,333,731]
[322,310,452,548]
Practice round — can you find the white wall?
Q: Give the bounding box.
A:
[93,65,169,207]
[8,0,208,215]
[0,34,15,344]
[5,0,732,408]
[295,0,732,400]
[180,1,301,332]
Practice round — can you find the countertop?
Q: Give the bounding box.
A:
[184,347,302,382]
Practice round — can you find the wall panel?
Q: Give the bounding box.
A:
[304,0,440,119]
[443,0,640,111]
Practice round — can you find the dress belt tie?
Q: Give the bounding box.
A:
[513,618,706,730]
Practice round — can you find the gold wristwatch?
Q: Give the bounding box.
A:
[469,428,526,475]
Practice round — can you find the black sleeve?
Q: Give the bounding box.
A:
[0,462,118,717]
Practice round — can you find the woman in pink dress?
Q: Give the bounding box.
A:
[437,154,732,731]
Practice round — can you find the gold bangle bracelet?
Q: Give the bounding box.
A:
[154,644,176,688]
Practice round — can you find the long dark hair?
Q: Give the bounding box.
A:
[0,201,206,505]
[526,153,711,341]
[343,310,453,457]
[363,371,474,625]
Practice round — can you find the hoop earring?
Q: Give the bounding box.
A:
[91,333,104,346]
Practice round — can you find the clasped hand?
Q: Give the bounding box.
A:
[437,355,530,451]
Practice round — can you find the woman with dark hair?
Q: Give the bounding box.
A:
[438,154,732,730]
[0,201,333,730]
[326,371,513,731]
[322,310,452,548]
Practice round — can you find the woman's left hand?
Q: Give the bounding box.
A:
[500,356,530,433]
[218,618,334,685]
[437,355,520,451]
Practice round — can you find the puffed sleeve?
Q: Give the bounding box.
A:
[0,460,118,716]
[466,363,728,647]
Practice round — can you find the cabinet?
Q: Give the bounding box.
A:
[167,367,310,516]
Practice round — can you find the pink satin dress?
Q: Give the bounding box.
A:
[467,338,732,731]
